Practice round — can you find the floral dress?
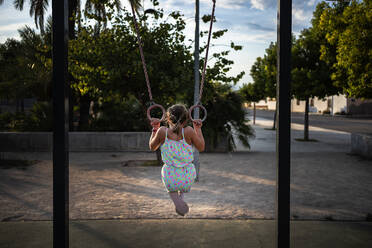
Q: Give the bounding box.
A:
[160,128,197,193]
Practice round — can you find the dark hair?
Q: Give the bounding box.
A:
[167,104,188,135]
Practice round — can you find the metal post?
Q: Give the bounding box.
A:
[52,0,69,247]
[193,0,200,181]
[276,0,291,247]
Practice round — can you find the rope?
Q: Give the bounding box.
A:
[130,0,216,105]
[197,0,216,105]
[130,3,153,102]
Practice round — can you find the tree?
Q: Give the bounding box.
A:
[0,24,52,111]
[314,0,371,98]
[1,1,254,150]
[249,43,277,129]
[239,82,264,124]
[291,28,340,141]
[69,3,252,149]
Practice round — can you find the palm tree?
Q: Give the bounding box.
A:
[1,0,143,129]
[0,0,141,35]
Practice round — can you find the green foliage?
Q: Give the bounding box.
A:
[239,83,264,103]
[241,42,277,103]
[0,26,52,102]
[201,82,254,150]
[314,0,372,98]
[0,102,52,131]
[89,95,148,131]
[0,1,253,150]
[291,28,340,100]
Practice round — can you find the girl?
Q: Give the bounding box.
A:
[149,104,205,216]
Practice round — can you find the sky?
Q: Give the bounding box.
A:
[0,0,322,88]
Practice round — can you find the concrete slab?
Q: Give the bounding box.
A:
[235,117,350,152]
[1,220,371,248]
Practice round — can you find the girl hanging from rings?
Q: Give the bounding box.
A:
[149,104,205,216]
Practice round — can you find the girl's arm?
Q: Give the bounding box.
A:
[186,120,205,152]
[149,119,165,151]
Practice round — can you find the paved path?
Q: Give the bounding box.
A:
[1,220,372,248]
[253,109,372,134]
[1,118,371,222]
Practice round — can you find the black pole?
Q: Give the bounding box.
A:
[193,0,200,181]
[276,0,291,247]
[52,0,69,247]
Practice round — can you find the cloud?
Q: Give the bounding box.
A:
[249,0,321,11]
[0,23,32,32]
[246,22,275,32]
[293,8,308,22]
[151,0,249,11]
[202,0,247,10]
[250,0,275,10]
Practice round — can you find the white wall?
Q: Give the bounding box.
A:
[332,95,347,114]
[257,95,348,115]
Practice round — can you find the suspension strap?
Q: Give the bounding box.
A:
[197,0,216,105]
[130,3,153,102]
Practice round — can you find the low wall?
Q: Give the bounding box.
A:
[0,132,229,153]
[0,132,151,152]
[351,133,372,159]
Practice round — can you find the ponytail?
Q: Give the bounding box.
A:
[167,104,188,136]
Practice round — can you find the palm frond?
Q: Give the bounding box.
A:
[28,0,48,33]
[128,0,142,14]
[144,8,157,16]
[13,0,25,10]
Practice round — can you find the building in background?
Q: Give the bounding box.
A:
[252,94,371,116]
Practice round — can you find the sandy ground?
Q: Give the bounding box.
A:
[0,118,371,221]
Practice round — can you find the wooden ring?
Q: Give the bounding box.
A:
[189,104,207,122]
[147,103,166,122]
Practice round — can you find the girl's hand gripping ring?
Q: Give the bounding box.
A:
[147,103,166,122]
[188,104,207,122]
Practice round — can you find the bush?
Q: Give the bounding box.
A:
[89,96,149,131]
[202,85,255,151]
[0,111,13,131]
[0,101,52,131]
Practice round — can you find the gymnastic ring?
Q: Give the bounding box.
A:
[188,104,207,122]
[147,103,166,122]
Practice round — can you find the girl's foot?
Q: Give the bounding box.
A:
[169,192,189,216]
[178,192,189,215]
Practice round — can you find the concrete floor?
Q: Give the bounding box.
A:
[1,220,372,248]
[1,117,372,247]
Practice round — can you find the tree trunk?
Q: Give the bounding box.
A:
[253,102,256,124]
[78,95,90,130]
[272,107,277,130]
[304,98,309,141]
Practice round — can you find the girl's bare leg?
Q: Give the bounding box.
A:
[179,192,184,201]
[169,192,188,216]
